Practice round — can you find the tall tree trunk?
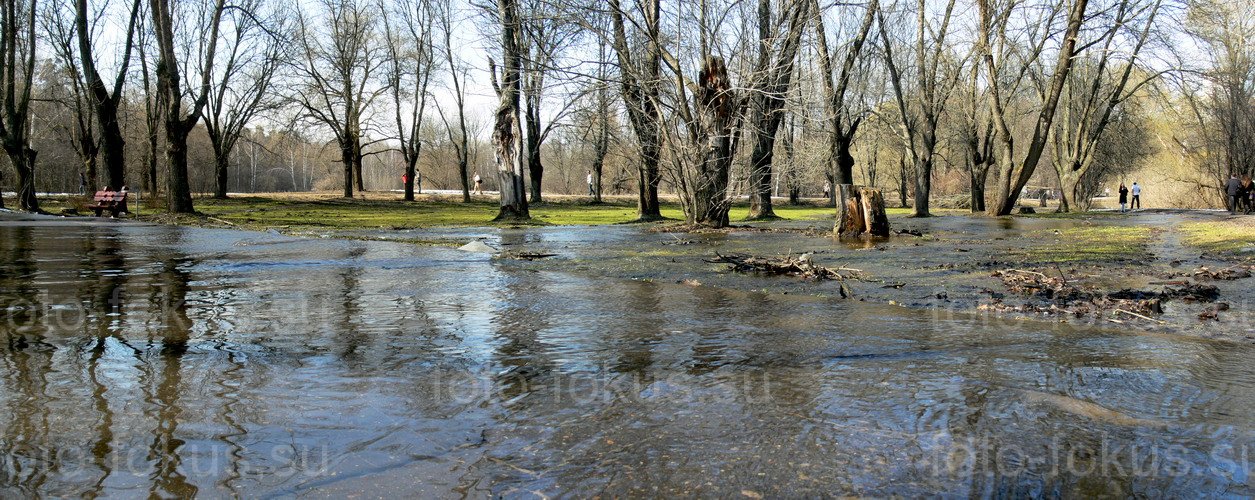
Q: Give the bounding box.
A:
[403,156,417,201]
[525,98,543,203]
[969,164,987,213]
[609,0,662,221]
[492,0,529,221]
[97,106,127,190]
[353,152,365,193]
[7,148,40,212]
[458,151,469,202]
[81,140,98,193]
[691,56,735,228]
[145,133,158,197]
[341,144,354,198]
[591,104,608,204]
[836,130,858,186]
[914,157,931,217]
[898,156,909,208]
[165,128,194,213]
[213,142,229,199]
[746,0,807,220]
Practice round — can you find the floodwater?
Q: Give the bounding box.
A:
[2,219,1255,497]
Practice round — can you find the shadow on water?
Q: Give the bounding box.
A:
[2,222,1255,497]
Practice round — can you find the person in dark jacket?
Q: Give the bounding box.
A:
[1117,183,1129,213]
[1226,174,1242,214]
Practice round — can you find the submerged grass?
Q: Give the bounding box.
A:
[187,193,841,230]
[1181,221,1255,257]
[1013,225,1155,264]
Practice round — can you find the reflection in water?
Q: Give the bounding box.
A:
[2,223,1255,497]
[146,253,197,498]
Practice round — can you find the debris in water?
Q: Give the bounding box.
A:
[1191,265,1252,281]
[1163,283,1220,302]
[988,269,1220,318]
[496,251,557,261]
[706,253,859,297]
[1199,303,1230,321]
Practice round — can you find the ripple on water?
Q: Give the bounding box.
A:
[2,223,1255,497]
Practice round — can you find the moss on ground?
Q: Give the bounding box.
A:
[1012,225,1155,264]
[1181,221,1255,257]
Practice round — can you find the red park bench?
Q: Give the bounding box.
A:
[87,190,129,217]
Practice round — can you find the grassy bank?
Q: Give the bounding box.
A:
[1013,225,1157,264]
[1181,220,1255,257]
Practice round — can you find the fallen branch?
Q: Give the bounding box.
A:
[1115,309,1166,324]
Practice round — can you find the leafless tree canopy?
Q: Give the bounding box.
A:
[0,0,1250,215]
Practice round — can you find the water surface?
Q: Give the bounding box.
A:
[2,221,1254,497]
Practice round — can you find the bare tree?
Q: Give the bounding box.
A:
[1051,0,1163,211]
[744,0,809,220]
[490,0,529,220]
[519,0,577,203]
[76,0,142,191]
[136,10,160,197]
[41,0,99,192]
[149,0,227,213]
[382,0,436,202]
[1178,0,1255,202]
[291,0,385,199]
[0,0,40,211]
[204,0,285,199]
[686,55,736,226]
[608,0,663,220]
[878,0,964,217]
[813,0,878,202]
[981,0,1090,215]
[959,57,996,212]
[590,40,613,203]
[434,0,470,202]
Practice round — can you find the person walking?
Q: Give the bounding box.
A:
[473,173,483,195]
[1130,182,1142,210]
[1118,183,1129,213]
[1226,173,1242,214]
[587,170,595,196]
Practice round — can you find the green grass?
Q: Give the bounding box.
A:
[1181,221,1255,256]
[188,194,840,230]
[1017,210,1128,220]
[1014,225,1155,263]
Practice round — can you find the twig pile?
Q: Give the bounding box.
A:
[987,269,1220,319]
[707,253,861,297]
[1190,265,1253,281]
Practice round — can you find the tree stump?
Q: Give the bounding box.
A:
[834,184,890,237]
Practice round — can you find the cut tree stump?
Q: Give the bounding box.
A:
[834,184,890,238]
